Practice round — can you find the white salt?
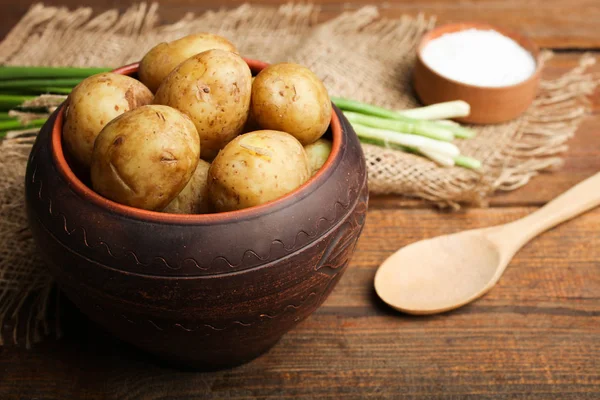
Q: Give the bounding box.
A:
[421,28,536,88]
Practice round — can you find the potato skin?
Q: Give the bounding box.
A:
[208,130,310,212]
[162,159,212,214]
[154,49,252,160]
[91,105,200,211]
[139,33,238,93]
[304,138,332,176]
[63,73,153,167]
[251,63,331,145]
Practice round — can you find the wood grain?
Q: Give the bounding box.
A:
[1,0,599,49]
[0,1,599,399]
[1,207,599,399]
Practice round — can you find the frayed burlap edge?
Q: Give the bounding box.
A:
[491,54,598,192]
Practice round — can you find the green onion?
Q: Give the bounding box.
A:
[352,123,460,157]
[332,97,476,139]
[23,87,73,95]
[332,96,401,119]
[359,136,409,152]
[0,78,83,90]
[0,94,36,110]
[353,123,481,170]
[335,97,481,169]
[398,100,470,120]
[359,135,480,169]
[42,87,72,94]
[0,112,14,120]
[434,121,475,139]
[0,66,111,80]
[344,111,454,142]
[418,149,455,167]
[454,155,482,170]
[0,118,47,132]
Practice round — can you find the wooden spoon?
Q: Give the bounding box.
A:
[374,172,600,315]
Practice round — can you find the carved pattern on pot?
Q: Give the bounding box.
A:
[31,152,365,275]
[92,291,321,333]
[81,192,368,335]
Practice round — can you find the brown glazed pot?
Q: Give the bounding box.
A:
[25,60,368,369]
[414,22,541,124]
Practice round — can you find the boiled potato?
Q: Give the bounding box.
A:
[304,138,332,175]
[91,105,200,211]
[139,33,238,93]
[251,63,331,145]
[63,73,153,167]
[154,49,252,160]
[208,130,310,211]
[162,159,212,214]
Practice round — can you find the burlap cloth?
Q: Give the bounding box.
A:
[0,3,598,347]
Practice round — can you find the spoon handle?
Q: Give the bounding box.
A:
[491,172,600,251]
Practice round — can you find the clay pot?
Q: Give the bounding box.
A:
[414,22,542,124]
[25,60,368,369]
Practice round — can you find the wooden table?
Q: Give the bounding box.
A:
[1,1,599,399]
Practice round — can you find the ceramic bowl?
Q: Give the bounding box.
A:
[413,22,542,124]
[25,60,368,369]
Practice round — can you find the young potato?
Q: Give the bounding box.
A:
[154,49,252,160]
[63,73,153,167]
[208,130,310,212]
[251,63,332,145]
[91,105,200,211]
[304,138,332,176]
[162,159,212,214]
[139,33,238,93]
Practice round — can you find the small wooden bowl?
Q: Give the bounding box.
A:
[413,22,542,124]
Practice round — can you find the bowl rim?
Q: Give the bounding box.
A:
[51,59,343,224]
[416,21,542,91]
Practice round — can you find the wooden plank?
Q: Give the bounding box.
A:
[1,207,598,399]
[1,0,599,49]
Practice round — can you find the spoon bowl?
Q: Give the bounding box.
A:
[375,231,502,314]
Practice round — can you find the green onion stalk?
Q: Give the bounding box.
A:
[0,66,112,117]
[351,123,481,170]
[352,124,460,157]
[454,155,482,170]
[332,97,476,139]
[344,111,455,142]
[23,87,74,95]
[398,100,470,120]
[0,66,111,80]
[0,78,84,90]
[0,94,37,110]
[0,118,47,138]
